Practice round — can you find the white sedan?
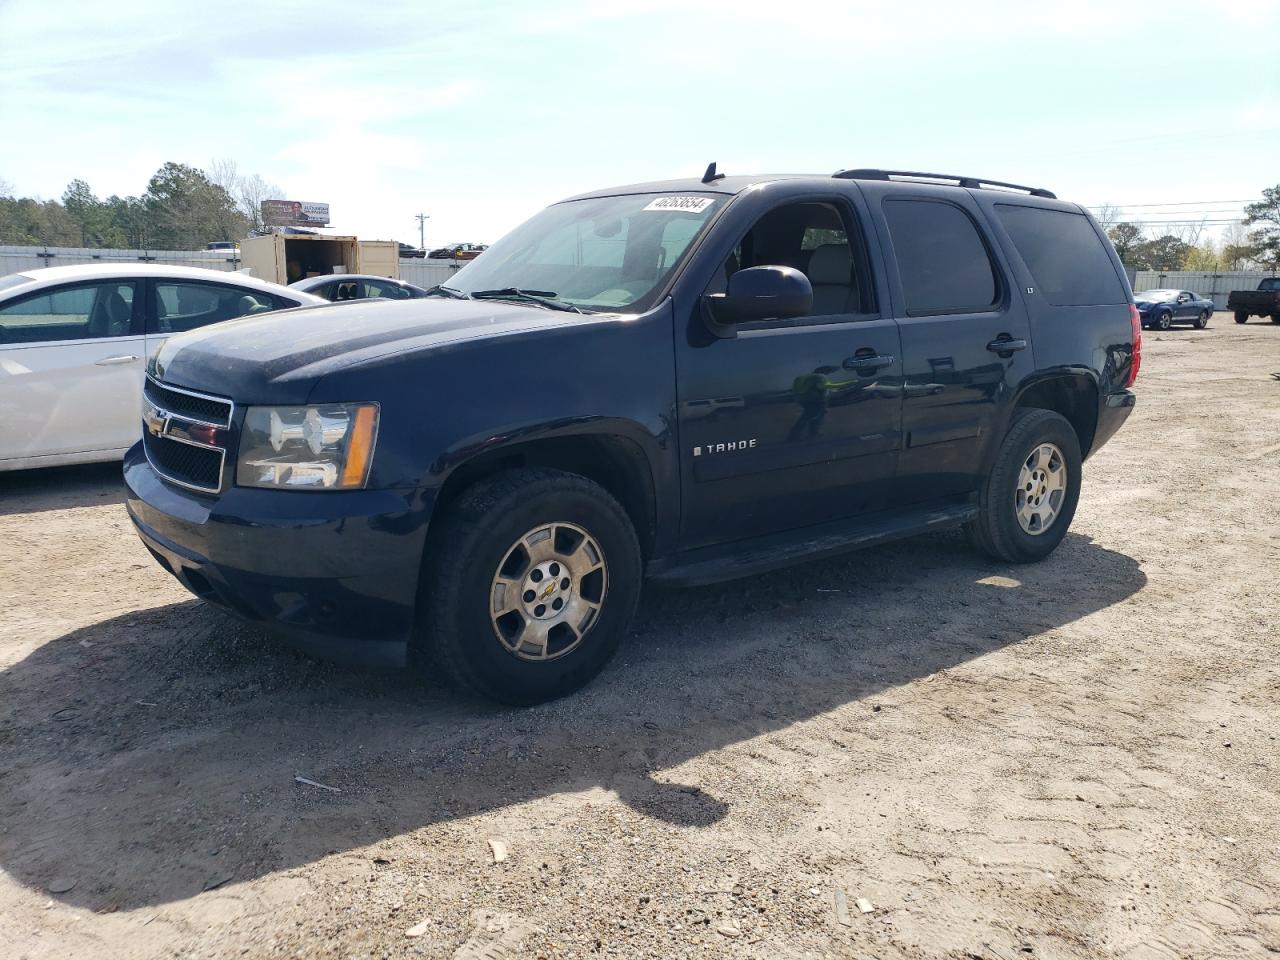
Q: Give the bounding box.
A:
[0,263,325,472]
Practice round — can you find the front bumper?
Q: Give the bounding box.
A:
[1090,389,1136,456]
[124,443,432,668]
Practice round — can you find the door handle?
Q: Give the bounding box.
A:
[843,353,895,371]
[94,354,140,366]
[986,338,1027,355]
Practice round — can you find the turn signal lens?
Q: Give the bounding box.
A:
[340,404,379,488]
[1126,304,1142,388]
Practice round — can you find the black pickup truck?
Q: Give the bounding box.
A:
[1227,277,1280,324]
[125,167,1139,704]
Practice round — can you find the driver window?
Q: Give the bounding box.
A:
[0,282,136,344]
[719,202,876,318]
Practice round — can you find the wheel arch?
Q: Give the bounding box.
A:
[1011,370,1101,458]
[428,424,663,562]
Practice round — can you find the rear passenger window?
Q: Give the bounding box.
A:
[995,204,1126,306]
[883,199,999,316]
[151,281,276,334]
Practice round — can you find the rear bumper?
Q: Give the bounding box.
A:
[123,443,431,668]
[1090,390,1136,457]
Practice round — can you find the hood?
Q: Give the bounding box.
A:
[152,298,601,404]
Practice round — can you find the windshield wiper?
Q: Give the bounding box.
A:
[425,284,471,299]
[470,288,583,313]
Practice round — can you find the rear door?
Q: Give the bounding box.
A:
[981,200,1133,397]
[0,280,144,461]
[861,184,1036,504]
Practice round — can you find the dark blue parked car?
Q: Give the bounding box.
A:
[1134,289,1213,330]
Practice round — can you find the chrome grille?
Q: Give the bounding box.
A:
[141,379,234,494]
[144,377,232,427]
[143,432,224,491]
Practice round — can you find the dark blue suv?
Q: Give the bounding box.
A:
[125,167,1139,704]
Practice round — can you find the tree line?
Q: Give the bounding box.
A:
[3,166,1278,271]
[1103,186,1280,272]
[0,161,282,250]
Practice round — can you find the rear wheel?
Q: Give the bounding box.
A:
[1155,310,1173,330]
[1235,311,1249,324]
[1272,315,1280,325]
[966,408,1082,563]
[419,468,641,705]
[1195,309,1210,329]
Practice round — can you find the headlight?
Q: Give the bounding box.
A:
[236,402,379,490]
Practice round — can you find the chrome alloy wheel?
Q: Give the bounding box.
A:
[489,522,608,661]
[1015,442,1068,535]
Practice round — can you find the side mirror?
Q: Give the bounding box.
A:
[703,265,813,333]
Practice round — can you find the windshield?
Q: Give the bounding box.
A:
[1135,289,1178,301]
[445,192,726,312]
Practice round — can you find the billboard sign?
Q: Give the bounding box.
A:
[261,200,331,228]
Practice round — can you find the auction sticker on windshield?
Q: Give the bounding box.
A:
[643,196,715,213]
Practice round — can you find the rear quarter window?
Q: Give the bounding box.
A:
[995,204,1127,306]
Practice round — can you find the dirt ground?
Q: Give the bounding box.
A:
[1,318,1278,960]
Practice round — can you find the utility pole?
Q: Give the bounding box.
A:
[415,213,429,252]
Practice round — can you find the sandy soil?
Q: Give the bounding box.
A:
[1,319,1278,960]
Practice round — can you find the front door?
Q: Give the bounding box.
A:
[1175,291,1198,322]
[0,280,143,462]
[675,197,904,549]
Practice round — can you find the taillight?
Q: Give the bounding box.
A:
[1126,304,1142,387]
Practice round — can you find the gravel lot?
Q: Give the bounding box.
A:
[1,319,1278,960]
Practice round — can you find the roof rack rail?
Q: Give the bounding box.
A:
[832,168,1057,200]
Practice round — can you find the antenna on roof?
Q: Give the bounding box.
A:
[701,162,725,184]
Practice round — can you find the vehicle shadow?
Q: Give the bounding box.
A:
[0,530,1145,911]
[0,462,123,517]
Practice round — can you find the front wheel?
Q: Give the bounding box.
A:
[966,408,1082,563]
[1195,309,1210,329]
[1235,311,1248,324]
[1155,310,1173,330]
[419,468,641,705]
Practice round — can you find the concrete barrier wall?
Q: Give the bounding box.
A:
[1,245,241,276]
[1,246,470,291]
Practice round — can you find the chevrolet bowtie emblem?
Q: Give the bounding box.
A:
[145,406,169,438]
[540,582,557,599]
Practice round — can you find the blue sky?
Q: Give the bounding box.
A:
[1,0,1276,248]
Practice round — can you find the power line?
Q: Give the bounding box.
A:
[1112,219,1245,226]
[1085,199,1255,209]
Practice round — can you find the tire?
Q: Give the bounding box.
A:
[419,468,641,705]
[1272,315,1280,325]
[1195,309,1209,329]
[965,408,1083,564]
[1235,311,1248,324]
[1155,310,1172,330]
